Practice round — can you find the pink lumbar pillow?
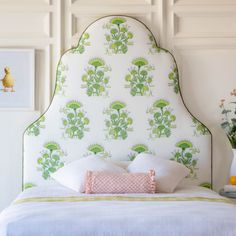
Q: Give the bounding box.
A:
[85,170,156,194]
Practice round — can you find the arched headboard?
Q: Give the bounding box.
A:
[23,15,212,190]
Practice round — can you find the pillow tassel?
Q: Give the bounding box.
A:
[85,170,93,194]
[149,170,156,193]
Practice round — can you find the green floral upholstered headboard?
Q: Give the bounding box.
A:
[23,16,212,190]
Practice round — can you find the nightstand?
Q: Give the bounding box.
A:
[219,189,236,204]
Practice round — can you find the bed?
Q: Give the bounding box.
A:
[0,184,236,236]
[0,15,235,236]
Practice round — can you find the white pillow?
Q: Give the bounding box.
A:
[106,159,131,169]
[127,153,190,193]
[51,155,127,192]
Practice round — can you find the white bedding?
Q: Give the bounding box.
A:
[0,185,236,236]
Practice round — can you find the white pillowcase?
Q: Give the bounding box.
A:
[106,159,131,169]
[51,155,127,192]
[127,153,190,193]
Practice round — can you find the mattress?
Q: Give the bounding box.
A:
[0,184,235,236]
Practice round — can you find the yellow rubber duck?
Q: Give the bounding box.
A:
[1,67,15,92]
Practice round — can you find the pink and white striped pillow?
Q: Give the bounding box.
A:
[85,170,156,194]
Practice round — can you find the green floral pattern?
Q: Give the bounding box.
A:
[168,67,179,94]
[192,118,209,136]
[84,144,110,158]
[61,101,89,139]
[199,182,212,189]
[104,17,133,54]
[23,182,36,190]
[26,116,45,136]
[71,32,90,54]
[55,61,68,96]
[129,144,149,161]
[148,34,161,54]
[147,99,176,138]
[104,101,133,140]
[171,140,199,178]
[37,142,66,180]
[81,58,111,96]
[125,58,155,96]
[24,16,211,188]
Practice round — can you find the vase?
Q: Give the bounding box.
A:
[230,149,236,176]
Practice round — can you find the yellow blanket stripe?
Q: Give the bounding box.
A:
[14,196,233,204]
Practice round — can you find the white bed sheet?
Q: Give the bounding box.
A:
[0,184,236,236]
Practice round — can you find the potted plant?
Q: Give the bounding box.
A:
[219,89,236,177]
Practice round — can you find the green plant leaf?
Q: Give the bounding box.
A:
[110,17,126,25]
[88,144,104,154]
[82,58,110,96]
[199,182,211,189]
[110,101,126,111]
[131,144,148,153]
[44,142,60,151]
[71,32,90,54]
[24,183,36,190]
[66,101,82,110]
[153,99,169,108]
[176,140,193,149]
[105,101,132,140]
[132,58,148,67]
[105,17,133,54]
[89,58,105,68]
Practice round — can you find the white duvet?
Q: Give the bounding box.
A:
[0,184,236,236]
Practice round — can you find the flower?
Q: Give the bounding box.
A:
[110,17,126,26]
[219,90,236,148]
[131,144,148,154]
[66,101,82,110]
[132,58,148,67]
[110,101,126,111]
[88,144,104,154]
[219,99,225,108]
[89,58,105,68]
[153,99,169,109]
[230,89,236,96]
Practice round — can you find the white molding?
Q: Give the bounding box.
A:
[172,11,236,39]
[0,38,57,46]
[50,0,61,98]
[70,5,159,14]
[173,7,236,16]
[174,0,236,6]
[172,13,178,37]
[157,0,165,47]
[72,0,153,5]
[64,0,72,50]
[65,0,160,50]
[0,5,54,12]
[43,45,51,110]
[173,41,236,50]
